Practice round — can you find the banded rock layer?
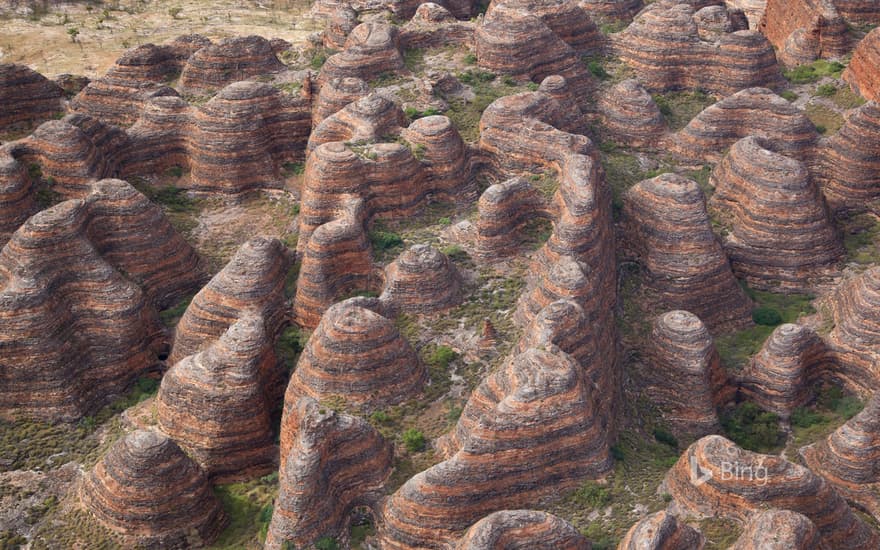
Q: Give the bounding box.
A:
[671,88,819,163]
[617,511,705,550]
[731,509,827,550]
[816,101,880,210]
[709,136,843,291]
[381,244,462,314]
[646,310,729,441]
[843,27,880,101]
[317,22,405,86]
[759,0,849,65]
[665,435,879,549]
[267,396,392,549]
[178,35,285,94]
[0,179,205,422]
[0,64,63,131]
[455,510,591,549]
[169,236,290,366]
[598,79,666,148]
[285,298,426,410]
[380,346,612,549]
[474,177,550,260]
[802,393,880,518]
[80,430,226,546]
[157,316,277,482]
[827,267,880,392]
[739,323,829,418]
[613,1,783,95]
[621,173,752,331]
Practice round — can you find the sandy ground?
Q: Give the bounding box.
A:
[0,0,318,78]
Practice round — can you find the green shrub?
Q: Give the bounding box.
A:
[609,445,625,461]
[752,307,783,326]
[370,410,390,423]
[780,90,798,102]
[791,406,826,428]
[815,124,828,135]
[816,83,837,97]
[586,59,609,80]
[315,536,340,550]
[783,60,846,84]
[721,402,782,452]
[281,161,305,176]
[438,216,451,226]
[427,345,457,368]
[652,427,678,448]
[441,244,468,261]
[463,52,477,65]
[165,165,184,178]
[369,229,403,251]
[572,481,611,508]
[458,69,496,85]
[402,428,426,452]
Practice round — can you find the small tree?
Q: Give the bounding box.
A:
[67,27,79,43]
[168,6,182,19]
[402,428,426,453]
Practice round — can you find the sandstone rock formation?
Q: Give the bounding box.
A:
[80,430,226,546]
[665,435,879,548]
[672,88,819,164]
[317,22,405,86]
[0,180,205,422]
[380,244,463,313]
[598,79,666,148]
[399,3,477,50]
[816,101,880,211]
[69,41,188,127]
[833,0,880,24]
[646,310,730,440]
[307,93,407,154]
[312,76,369,127]
[739,323,829,418]
[579,0,644,20]
[826,267,880,393]
[0,64,64,131]
[285,298,426,410]
[613,1,783,95]
[759,0,849,65]
[323,5,359,50]
[731,509,827,550]
[157,316,277,482]
[621,173,752,331]
[178,35,285,94]
[617,511,706,550]
[845,27,880,102]
[802,393,880,519]
[380,346,612,548]
[267,396,392,549]
[709,136,843,291]
[169,236,290,365]
[475,0,599,96]
[474,177,550,260]
[455,510,591,549]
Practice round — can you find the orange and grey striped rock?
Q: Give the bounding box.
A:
[307,93,407,154]
[816,101,880,211]
[844,28,880,102]
[0,180,205,422]
[323,5,359,50]
[0,64,63,132]
[317,22,405,86]
[169,236,290,365]
[455,510,590,550]
[740,324,829,418]
[157,316,277,482]
[187,80,311,195]
[726,0,766,27]
[475,0,597,97]
[759,0,849,65]
[617,511,705,550]
[612,1,783,95]
[579,0,644,20]
[285,297,425,410]
[826,267,880,393]
[474,177,549,260]
[708,136,843,291]
[0,152,37,244]
[69,43,184,127]
[664,435,879,549]
[267,396,392,550]
[311,76,369,127]
[671,88,819,164]
[621,173,752,332]
[731,509,828,550]
[380,346,612,549]
[80,430,226,547]
[833,0,880,24]
[178,35,285,94]
[646,310,730,441]
[802,393,880,520]
[119,94,192,178]
[399,3,477,50]
[598,79,666,148]
[381,244,463,314]
[400,114,476,199]
[292,196,373,328]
